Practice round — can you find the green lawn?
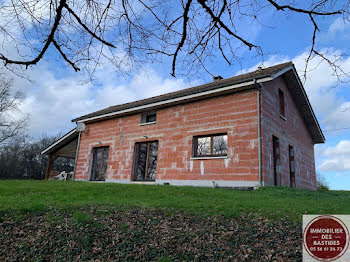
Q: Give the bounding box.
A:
[0,180,349,220]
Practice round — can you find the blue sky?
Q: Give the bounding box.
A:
[1,3,350,190]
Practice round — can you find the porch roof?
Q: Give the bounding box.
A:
[41,129,78,158]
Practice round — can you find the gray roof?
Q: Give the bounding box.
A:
[72,62,293,122]
[71,62,325,143]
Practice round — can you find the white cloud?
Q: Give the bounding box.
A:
[13,66,94,136]
[324,17,350,40]
[324,140,350,156]
[7,65,193,137]
[323,102,350,129]
[329,18,348,33]
[319,140,350,172]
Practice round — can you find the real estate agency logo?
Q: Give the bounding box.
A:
[303,215,349,261]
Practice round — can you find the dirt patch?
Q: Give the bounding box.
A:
[0,207,302,261]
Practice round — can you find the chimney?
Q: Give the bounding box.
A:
[213,75,223,81]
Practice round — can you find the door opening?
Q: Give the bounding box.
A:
[289,145,296,188]
[272,136,280,186]
[133,141,158,181]
[90,146,109,181]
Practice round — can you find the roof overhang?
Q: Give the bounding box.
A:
[281,67,325,143]
[41,129,79,157]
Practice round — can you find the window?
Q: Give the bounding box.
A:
[90,146,109,181]
[289,145,296,188]
[272,136,280,186]
[133,141,158,181]
[141,111,156,124]
[193,134,228,157]
[279,89,285,117]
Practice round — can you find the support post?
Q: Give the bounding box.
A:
[45,154,54,180]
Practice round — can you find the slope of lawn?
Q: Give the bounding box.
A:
[1,180,349,261]
[0,180,349,220]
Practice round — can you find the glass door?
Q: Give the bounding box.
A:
[90,147,109,181]
[133,141,158,181]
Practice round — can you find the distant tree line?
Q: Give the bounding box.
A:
[0,135,74,180]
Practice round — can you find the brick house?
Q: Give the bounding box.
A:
[42,62,324,190]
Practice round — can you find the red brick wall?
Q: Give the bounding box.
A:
[74,89,261,187]
[260,77,317,190]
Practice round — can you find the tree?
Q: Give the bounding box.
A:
[0,134,74,179]
[0,74,28,144]
[316,172,329,191]
[0,0,348,80]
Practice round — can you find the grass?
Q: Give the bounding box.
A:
[0,180,349,221]
[72,211,93,224]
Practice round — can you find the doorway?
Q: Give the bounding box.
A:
[272,136,280,186]
[90,146,109,181]
[289,145,296,188]
[133,141,158,181]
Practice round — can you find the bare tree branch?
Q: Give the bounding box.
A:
[52,39,80,72]
[63,3,116,48]
[197,0,261,52]
[0,0,66,68]
[266,0,342,16]
[171,0,192,77]
[0,0,348,81]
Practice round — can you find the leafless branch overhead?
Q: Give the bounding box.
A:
[0,0,348,80]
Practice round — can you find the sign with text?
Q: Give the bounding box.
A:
[303,215,350,261]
